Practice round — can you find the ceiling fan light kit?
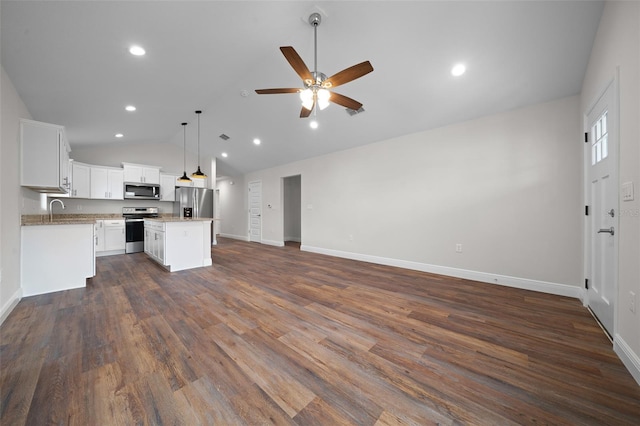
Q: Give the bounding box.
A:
[256,12,373,119]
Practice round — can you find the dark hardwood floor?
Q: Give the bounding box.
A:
[2,237,639,425]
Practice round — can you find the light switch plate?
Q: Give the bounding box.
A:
[622,182,634,201]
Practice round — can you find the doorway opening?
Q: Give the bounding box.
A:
[283,175,301,249]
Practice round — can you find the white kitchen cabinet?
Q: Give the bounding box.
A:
[160,173,178,201]
[122,163,161,184]
[175,177,206,188]
[90,166,124,200]
[104,220,125,251]
[144,220,166,264]
[20,119,70,193]
[21,223,95,296]
[70,161,91,198]
[94,220,105,252]
[95,219,125,255]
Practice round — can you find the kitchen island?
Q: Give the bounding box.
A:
[144,218,213,272]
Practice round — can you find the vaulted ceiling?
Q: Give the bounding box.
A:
[1,1,604,176]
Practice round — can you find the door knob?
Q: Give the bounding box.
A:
[598,227,615,235]
[607,209,615,217]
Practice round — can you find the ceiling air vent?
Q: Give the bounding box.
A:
[345,107,365,116]
[219,134,230,141]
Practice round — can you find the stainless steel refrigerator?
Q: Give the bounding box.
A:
[173,187,214,242]
[174,187,213,218]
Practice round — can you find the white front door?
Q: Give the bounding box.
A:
[585,80,618,337]
[249,181,262,242]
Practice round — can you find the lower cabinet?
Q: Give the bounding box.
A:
[144,221,166,264]
[95,219,125,256]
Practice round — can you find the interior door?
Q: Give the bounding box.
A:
[586,80,618,337]
[249,181,262,242]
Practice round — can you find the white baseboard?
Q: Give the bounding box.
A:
[0,287,22,326]
[300,245,582,299]
[262,239,285,247]
[614,335,640,386]
[219,233,249,242]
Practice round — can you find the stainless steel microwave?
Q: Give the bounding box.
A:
[123,182,160,200]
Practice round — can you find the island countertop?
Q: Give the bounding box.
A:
[144,217,217,223]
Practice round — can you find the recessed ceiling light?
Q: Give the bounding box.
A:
[125,105,136,112]
[253,138,261,145]
[115,133,124,138]
[129,45,146,56]
[310,120,319,129]
[451,63,466,77]
[221,152,228,158]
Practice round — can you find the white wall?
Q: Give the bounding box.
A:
[1,66,31,323]
[217,176,247,240]
[581,0,640,384]
[237,96,582,297]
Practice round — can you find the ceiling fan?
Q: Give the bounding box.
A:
[255,13,374,118]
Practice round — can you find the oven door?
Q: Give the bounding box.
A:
[125,218,145,253]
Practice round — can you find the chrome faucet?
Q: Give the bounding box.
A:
[49,198,65,222]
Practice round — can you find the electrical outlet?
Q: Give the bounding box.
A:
[630,291,637,314]
[455,244,462,253]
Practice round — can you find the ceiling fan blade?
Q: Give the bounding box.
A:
[255,88,300,95]
[300,102,314,118]
[323,61,374,88]
[280,46,314,85]
[329,92,363,110]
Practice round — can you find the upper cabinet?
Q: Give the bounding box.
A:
[90,166,124,200]
[175,177,206,188]
[160,173,178,202]
[122,163,161,184]
[70,161,91,198]
[20,119,70,193]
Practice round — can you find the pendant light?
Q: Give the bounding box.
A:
[191,110,207,179]
[177,122,192,183]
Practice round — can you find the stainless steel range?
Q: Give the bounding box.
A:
[122,207,159,253]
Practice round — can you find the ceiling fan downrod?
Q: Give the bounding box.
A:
[309,13,321,84]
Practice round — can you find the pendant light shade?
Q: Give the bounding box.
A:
[177,122,192,183]
[191,110,207,179]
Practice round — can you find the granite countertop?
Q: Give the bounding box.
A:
[21,213,122,226]
[144,217,216,223]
